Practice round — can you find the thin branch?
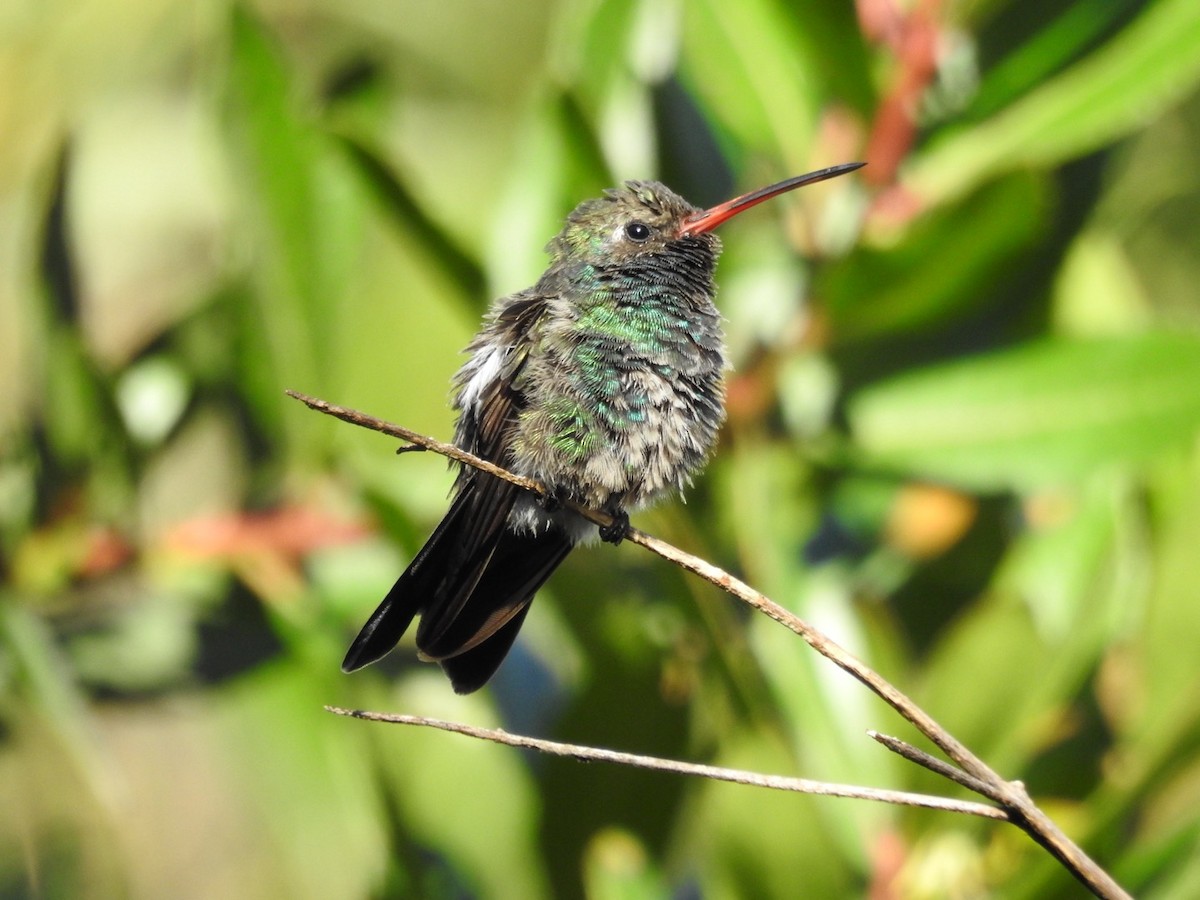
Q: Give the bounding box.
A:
[326,707,1008,820]
[869,731,1001,801]
[286,391,546,495]
[290,391,1131,900]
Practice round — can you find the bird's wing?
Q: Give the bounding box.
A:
[408,291,553,651]
[341,290,553,675]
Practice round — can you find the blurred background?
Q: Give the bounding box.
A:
[3,0,1200,897]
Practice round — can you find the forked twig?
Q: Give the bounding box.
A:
[289,390,1129,900]
[326,707,1007,819]
[868,731,1001,800]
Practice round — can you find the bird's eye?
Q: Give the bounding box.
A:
[624,222,652,242]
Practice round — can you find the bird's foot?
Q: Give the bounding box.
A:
[395,443,427,455]
[599,506,630,545]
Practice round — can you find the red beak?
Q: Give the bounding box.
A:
[679,162,865,236]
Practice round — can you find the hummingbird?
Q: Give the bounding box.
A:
[343,162,864,693]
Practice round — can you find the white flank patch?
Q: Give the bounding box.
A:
[459,344,504,410]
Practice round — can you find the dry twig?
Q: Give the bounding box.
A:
[289,390,1130,900]
[326,707,1007,820]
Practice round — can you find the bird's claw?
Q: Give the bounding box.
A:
[599,510,630,545]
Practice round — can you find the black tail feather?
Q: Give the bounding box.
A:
[439,604,533,694]
[418,527,572,661]
[340,584,420,674]
[342,476,573,690]
[434,526,573,692]
[341,485,491,673]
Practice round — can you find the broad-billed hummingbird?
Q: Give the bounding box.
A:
[343,162,864,692]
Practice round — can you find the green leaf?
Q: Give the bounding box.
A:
[333,135,485,305]
[821,172,1048,344]
[681,0,821,169]
[224,8,344,442]
[848,333,1200,490]
[373,679,549,899]
[218,661,390,898]
[690,734,860,897]
[916,595,1048,764]
[1052,229,1152,335]
[583,829,669,900]
[910,0,1200,205]
[968,0,1143,120]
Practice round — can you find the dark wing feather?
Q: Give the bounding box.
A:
[438,605,533,695]
[341,486,478,672]
[409,470,519,649]
[419,526,572,660]
[341,471,519,673]
[342,289,566,689]
[414,291,557,651]
[432,526,573,693]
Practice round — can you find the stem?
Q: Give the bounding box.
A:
[289,390,1131,900]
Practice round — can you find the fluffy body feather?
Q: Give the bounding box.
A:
[341,165,863,691]
[343,182,724,692]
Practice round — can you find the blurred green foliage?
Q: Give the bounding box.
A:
[2,0,1200,897]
